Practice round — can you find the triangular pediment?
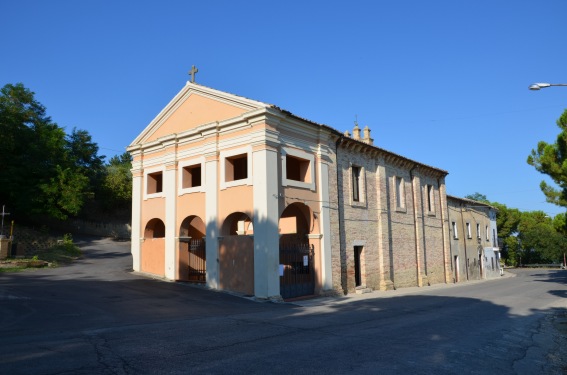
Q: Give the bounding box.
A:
[130,82,269,146]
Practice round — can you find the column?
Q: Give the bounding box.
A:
[252,146,280,299]
[164,160,177,280]
[205,153,219,289]
[130,151,143,272]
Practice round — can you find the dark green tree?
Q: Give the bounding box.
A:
[0,83,99,220]
[517,211,566,264]
[527,109,567,208]
[99,152,132,212]
[464,192,490,204]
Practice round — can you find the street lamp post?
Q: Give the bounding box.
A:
[529,82,567,90]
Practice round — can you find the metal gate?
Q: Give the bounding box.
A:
[279,242,315,299]
[188,239,206,283]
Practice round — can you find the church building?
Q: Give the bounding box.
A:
[128,75,493,300]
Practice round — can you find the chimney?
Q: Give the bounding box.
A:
[352,123,361,140]
[363,125,373,145]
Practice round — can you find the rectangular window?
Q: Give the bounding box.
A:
[396,176,405,208]
[182,164,201,189]
[476,223,481,239]
[286,155,311,183]
[426,184,435,212]
[486,225,489,241]
[352,166,361,202]
[225,153,248,182]
[452,221,458,239]
[466,222,472,239]
[147,171,163,194]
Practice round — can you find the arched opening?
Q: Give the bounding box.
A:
[279,203,315,300]
[180,215,205,239]
[141,218,166,276]
[219,212,254,295]
[179,215,206,283]
[145,218,165,238]
[221,212,253,236]
[279,202,311,244]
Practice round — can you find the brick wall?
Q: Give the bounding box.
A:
[331,139,449,293]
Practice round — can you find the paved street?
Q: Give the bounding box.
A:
[1,237,566,374]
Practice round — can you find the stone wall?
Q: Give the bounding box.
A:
[45,218,131,239]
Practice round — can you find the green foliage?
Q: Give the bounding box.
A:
[517,211,566,264]
[527,109,567,208]
[466,193,566,266]
[38,233,81,265]
[99,152,132,211]
[464,192,489,203]
[0,83,131,222]
[491,202,520,239]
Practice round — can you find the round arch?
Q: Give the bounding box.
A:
[145,218,165,238]
[180,215,206,239]
[279,202,312,237]
[221,212,253,236]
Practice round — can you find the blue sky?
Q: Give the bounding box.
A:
[2,1,567,216]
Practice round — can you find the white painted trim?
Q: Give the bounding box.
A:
[220,146,253,190]
[178,156,206,195]
[281,147,316,191]
[164,167,177,280]
[143,166,166,200]
[252,148,280,298]
[131,172,142,272]
[205,158,219,289]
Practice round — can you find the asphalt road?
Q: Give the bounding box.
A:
[1,236,566,374]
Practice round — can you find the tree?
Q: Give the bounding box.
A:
[516,211,565,264]
[99,152,132,212]
[527,109,567,208]
[464,192,490,204]
[0,83,100,220]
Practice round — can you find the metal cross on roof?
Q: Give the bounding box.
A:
[188,65,199,83]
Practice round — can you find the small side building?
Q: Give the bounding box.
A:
[447,196,501,282]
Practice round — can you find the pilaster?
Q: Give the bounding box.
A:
[376,162,389,290]
[318,160,332,290]
[411,171,423,287]
[130,159,143,272]
[205,153,220,289]
[164,160,177,280]
[252,146,280,299]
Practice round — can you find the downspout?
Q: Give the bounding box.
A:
[409,164,423,287]
[460,205,469,280]
[438,177,452,284]
[335,135,347,294]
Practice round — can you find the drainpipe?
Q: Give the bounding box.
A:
[335,135,347,294]
[460,205,469,280]
[438,177,452,283]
